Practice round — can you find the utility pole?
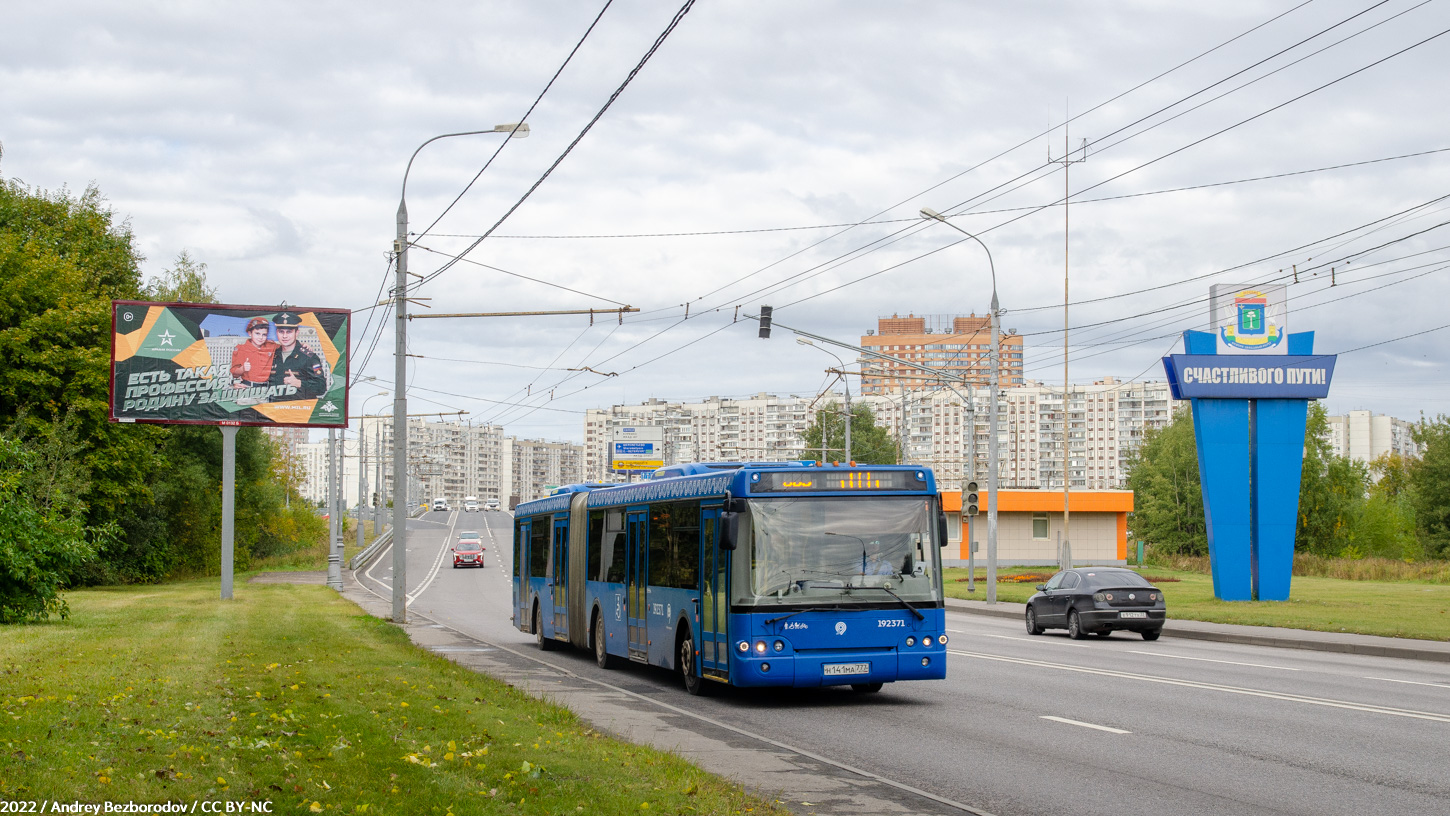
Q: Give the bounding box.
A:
[1050,113,1087,570]
[356,427,367,552]
[392,195,408,622]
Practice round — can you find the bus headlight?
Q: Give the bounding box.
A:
[755,641,767,654]
[773,640,784,652]
[938,634,948,645]
[905,636,916,647]
[923,636,933,647]
[737,641,749,653]
[921,657,930,667]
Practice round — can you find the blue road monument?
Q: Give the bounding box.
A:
[1162,285,1335,601]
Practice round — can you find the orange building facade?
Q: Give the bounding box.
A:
[860,314,1024,395]
[939,489,1133,566]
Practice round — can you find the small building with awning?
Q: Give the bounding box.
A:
[938,489,1134,567]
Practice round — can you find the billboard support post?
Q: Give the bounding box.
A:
[220,424,237,600]
[328,428,341,590]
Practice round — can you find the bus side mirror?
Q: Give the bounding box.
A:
[720,512,740,551]
[937,510,949,548]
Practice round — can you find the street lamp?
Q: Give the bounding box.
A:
[919,206,1001,604]
[392,122,528,622]
[797,338,851,461]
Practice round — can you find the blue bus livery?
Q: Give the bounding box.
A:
[511,461,950,695]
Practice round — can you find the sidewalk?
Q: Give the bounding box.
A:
[945,597,1450,663]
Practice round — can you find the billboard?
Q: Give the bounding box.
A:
[110,301,350,427]
[610,426,664,472]
[1210,283,1288,355]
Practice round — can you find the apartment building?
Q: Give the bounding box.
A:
[582,394,815,482]
[358,416,506,509]
[295,437,359,508]
[1327,410,1419,468]
[504,437,587,506]
[583,380,1177,489]
[860,314,1025,396]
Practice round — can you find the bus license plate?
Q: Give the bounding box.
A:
[1119,611,1148,619]
[823,662,871,676]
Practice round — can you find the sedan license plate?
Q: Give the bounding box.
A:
[1119,611,1148,619]
[822,662,871,677]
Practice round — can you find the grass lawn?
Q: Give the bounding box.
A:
[0,579,790,814]
[943,567,1450,642]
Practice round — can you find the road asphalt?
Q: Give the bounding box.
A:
[944,596,1450,663]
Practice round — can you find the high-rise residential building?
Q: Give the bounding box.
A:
[860,314,1024,396]
[583,380,1177,490]
[504,438,587,506]
[583,394,816,482]
[358,416,506,509]
[295,437,359,508]
[261,426,310,455]
[1326,410,1419,468]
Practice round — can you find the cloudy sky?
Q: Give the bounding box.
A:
[5,0,1449,441]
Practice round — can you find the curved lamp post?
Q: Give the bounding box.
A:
[392,123,528,622]
[798,337,851,461]
[919,207,1001,603]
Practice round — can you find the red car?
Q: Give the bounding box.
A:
[452,531,485,569]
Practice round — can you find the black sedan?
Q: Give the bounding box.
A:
[1025,568,1166,640]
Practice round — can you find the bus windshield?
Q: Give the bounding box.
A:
[737,496,943,607]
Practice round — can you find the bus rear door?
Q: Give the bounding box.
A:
[552,515,569,639]
[626,509,648,661]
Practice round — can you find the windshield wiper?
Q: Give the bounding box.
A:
[764,606,843,625]
[849,585,925,620]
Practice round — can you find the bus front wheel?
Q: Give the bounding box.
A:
[851,682,884,693]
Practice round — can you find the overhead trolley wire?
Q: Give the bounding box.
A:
[411,0,617,245]
[412,0,698,292]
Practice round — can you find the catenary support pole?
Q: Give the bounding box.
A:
[392,199,409,622]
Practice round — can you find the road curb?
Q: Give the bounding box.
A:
[945,598,1450,663]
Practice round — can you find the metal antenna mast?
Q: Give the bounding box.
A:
[1049,109,1087,569]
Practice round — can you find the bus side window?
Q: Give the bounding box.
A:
[603,510,626,583]
[588,510,604,581]
[672,501,700,589]
[529,516,548,578]
[649,504,672,588]
[515,519,526,576]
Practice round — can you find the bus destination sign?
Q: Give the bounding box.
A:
[753,470,927,494]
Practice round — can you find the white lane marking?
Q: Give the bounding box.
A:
[950,649,1450,724]
[1127,650,1301,671]
[1365,676,1450,690]
[1040,716,1131,734]
[407,510,460,603]
[979,633,1092,648]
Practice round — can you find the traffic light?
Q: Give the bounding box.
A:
[371,492,379,507]
[758,305,773,339]
[964,480,980,516]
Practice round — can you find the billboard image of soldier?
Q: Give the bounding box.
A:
[110,301,349,427]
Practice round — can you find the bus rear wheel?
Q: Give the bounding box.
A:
[534,604,555,651]
[593,612,619,669]
[680,630,708,696]
[851,682,884,693]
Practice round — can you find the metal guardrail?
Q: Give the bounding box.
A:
[347,504,428,571]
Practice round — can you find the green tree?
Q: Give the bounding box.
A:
[1125,407,1207,555]
[145,250,218,303]
[802,402,899,465]
[1409,415,1450,558]
[1296,403,1369,556]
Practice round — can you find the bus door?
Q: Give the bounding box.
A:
[552,516,569,638]
[699,507,729,679]
[514,517,529,631]
[626,509,648,661]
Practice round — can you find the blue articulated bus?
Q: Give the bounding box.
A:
[511,461,950,695]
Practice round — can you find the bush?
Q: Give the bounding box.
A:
[0,434,106,622]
